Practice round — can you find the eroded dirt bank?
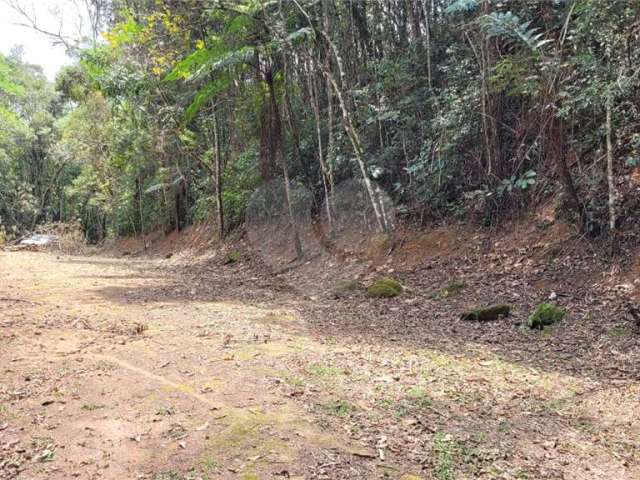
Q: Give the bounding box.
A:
[1,242,639,479]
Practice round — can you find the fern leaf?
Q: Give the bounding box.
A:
[184,75,231,124]
[446,0,479,14]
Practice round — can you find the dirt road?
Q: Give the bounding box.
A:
[0,252,379,479]
[1,250,639,479]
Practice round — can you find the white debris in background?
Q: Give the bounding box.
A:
[19,234,59,246]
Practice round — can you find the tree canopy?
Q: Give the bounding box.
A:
[1,0,639,246]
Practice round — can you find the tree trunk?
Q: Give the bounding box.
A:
[323,0,336,216]
[424,0,432,89]
[308,58,333,232]
[258,59,278,180]
[136,175,147,251]
[212,108,225,240]
[606,90,617,243]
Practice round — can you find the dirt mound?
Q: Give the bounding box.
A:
[102,223,220,258]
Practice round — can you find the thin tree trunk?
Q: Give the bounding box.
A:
[212,108,225,240]
[324,68,388,233]
[424,1,432,89]
[323,0,336,217]
[308,59,333,231]
[137,174,147,251]
[606,90,616,235]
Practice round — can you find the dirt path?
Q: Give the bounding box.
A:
[0,252,375,479]
[1,250,639,479]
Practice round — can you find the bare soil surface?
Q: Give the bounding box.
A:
[1,226,639,479]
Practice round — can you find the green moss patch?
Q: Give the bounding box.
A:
[460,304,511,322]
[367,277,403,298]
[222,250,243,265]
[528,303,566,330]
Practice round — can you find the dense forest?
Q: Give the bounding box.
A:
[1,0,639,247]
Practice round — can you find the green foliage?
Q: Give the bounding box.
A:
[446,0,479,14]
[491,56,541,97]
[496,170,537,197]
[0,56,25,96]
[223,250,242,264]
[0,52,60,237]
[222,149,261,228]
[367,277,403,298]
[482,12,551,51]
[55,65,91,102]
[528,303,566,330]
[184,76,232,124]
[2,0,638,243]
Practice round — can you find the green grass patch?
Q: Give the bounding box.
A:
[406,387,434,408]
[200,457,220,473]
[308,363,346,377]
[433,433,461,480]
[286,376,306,387]
[223,250,243,265]
[321,399,356,417]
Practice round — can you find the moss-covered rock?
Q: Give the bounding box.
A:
[223,250,242,265]
[460,304,511,321]
[367,277,403,298]
[528,303,566,330]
